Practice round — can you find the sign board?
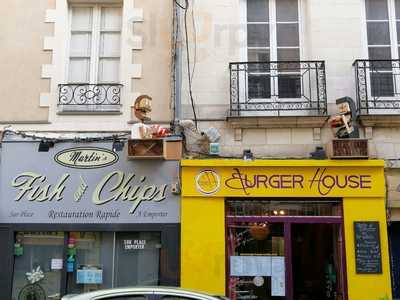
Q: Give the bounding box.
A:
[182,163,385,198]
[0,142,180,224]
[76,268,103,284]
[354,221,382,274]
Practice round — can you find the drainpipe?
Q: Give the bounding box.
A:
[174,2,182,122]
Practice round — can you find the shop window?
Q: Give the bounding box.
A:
[66,232,114,294]
[226,199,342,217]
[12,231,163,299]
[226,200,346,300]
[12,232,65,300]
[114,232,162,287]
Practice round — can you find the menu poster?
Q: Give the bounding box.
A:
[271,256,285,296]
[230,256,272,276]
[354,221,382,274]
[76,268,103,284]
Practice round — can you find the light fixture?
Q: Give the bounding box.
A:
[112,140,125,152]
[243,149,254,160]
[279,210,285,215]
[249,222,270,240]
[38,140,54,152]
[310,146,326,159]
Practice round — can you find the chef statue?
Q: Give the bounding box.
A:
[131,95,153,139]
[131,95,171,139]
[328,97,359,139]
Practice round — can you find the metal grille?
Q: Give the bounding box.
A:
[354,59,400,114]
[58,84,122,112]
[229,61,327,117]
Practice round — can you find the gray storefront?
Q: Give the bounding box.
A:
[0,138,180,299]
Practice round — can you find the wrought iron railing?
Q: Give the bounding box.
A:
[354,59,400,114]
[58,83,122,112]
[229,61,327,117]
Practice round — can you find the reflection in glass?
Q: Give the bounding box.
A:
[12,232,65,300]
[228,223,285,300]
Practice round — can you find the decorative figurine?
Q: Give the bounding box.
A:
[328,97,359,139]
[131,95,153,139]
[131,95,171,139]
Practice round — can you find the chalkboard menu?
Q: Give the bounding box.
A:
[354,221,382,274]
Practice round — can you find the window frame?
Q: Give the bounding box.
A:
[240,0,304,102]
[66,3,123,84]
[362,0,400,100]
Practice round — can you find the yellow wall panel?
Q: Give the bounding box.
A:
[181,197,226,294]
[343,197,392,300]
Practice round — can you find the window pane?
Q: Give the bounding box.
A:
[71,7,93,31]
[247,0,269,22]
[278,48,300,61]
[100,33,121,57]
[367,22,390,45]
[70,33,91,57]
[397,22,400,43]
[69,58,90,83]
[98,58,120,83]
[396,0,400,18]
[248,49,270,62]
[277,24,299,47]
[276,0,298,22]
[278,74,301,98]
[12,232,65,300]
[248,74,271,99]
[371,72,394,96]
[368,47,392,69]
[368,46,392,59]
[247,24,269,47]
[101,7,122,31]
[365,0,389,20]
[114,232,161,287]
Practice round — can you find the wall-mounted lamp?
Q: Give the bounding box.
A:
[112,140,125,152]
[243,149,254,161]
[38,140,54,152]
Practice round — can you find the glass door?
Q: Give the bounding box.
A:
[12,232,65,300]
[114,232,162,287]
[228,222,285,300]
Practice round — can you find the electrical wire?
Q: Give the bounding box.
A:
[175,0,198,130]
[1,127,130,144]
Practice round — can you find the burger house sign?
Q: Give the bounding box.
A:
[0,143,179,224]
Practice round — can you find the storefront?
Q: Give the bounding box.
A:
[181,160,392,300]
[0,137,180,299]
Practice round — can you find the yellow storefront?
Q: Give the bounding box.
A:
[181,159,392,300]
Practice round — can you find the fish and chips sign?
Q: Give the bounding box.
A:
[0,142,179,224]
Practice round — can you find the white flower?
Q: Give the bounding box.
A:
[26,266,45,284]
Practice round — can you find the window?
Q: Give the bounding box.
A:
[365,0,400,97]
[246,0,301,99]
[68,4,122,84]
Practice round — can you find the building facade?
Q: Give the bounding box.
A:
[1,0,400,299]
[0,0,178,299]
[177,0,400,299]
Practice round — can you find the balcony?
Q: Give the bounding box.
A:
[228,61,327,128]
[354,59,400,126]
[58,83,122,114]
